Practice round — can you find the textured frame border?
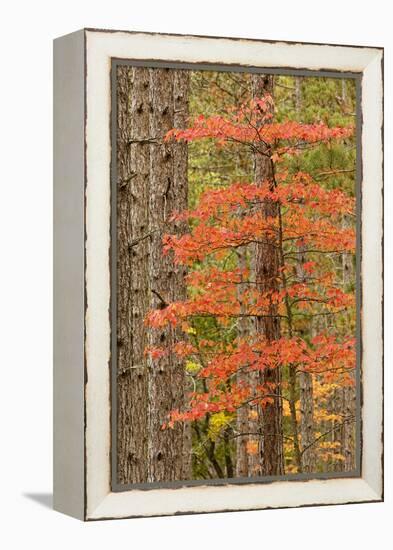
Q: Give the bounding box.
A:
[54,28,383,521]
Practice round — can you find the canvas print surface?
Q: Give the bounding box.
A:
[112,64,358,487]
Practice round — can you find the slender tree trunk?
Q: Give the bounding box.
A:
[236,248,260,477]
[342,385,356,470]
[295,76,302,114]
[116,66,191,484]
[328,220,356,473]
[331,385,344,471]
[147,68,191,482]
[116,66,150,484]
[293,75,316,473]
[236,247,251,477]
[341,79,347,105]
[252,74,284,476]
[297,263,316,472]
[338,219,356,471]
[299,370,316,472]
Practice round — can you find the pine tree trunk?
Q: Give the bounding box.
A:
[116,66,150,484]
[116,66,191,485]
[252,74,284,476]
[147,68,191,482]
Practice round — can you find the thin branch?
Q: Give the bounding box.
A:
[314,168,355,180]
[300,416,356,456]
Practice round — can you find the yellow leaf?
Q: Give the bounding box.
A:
[246,440,259,455]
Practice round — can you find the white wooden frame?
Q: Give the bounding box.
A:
[53,28,383,521]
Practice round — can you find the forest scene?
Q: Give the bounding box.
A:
[115,64,358,486]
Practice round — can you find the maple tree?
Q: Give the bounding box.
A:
[144,83,356,476]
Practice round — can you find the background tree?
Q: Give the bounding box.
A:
[293,75,316,472]
[251,74,284,476]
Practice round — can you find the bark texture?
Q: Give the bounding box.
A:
[116,66,191,484]
[252,74,284,476]
[147,68,191,482]
[117,67,150,484]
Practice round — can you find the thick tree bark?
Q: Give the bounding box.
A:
[116,66,150,484]
[147,68,191,482]
[116,66,191,484]
[252,74,284,476]
[174,72,193,478]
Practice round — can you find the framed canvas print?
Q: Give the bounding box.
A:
[53,29,383,521]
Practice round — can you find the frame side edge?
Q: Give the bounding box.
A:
[53,29,86,521]
[360,49,384,500]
